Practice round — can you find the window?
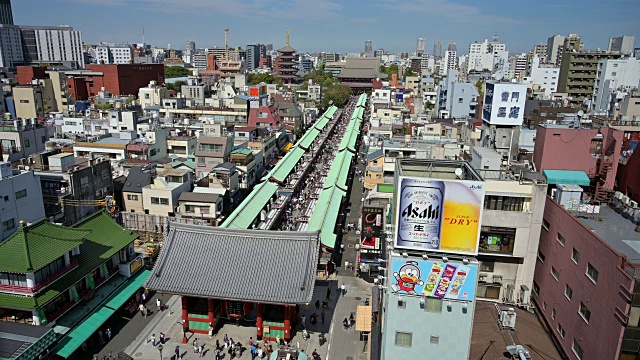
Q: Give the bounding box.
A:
[543,301,547,310]
[565,284,573,301]
[430,335,439,344]
[479,227,515,254]
[24,139,30,148]
[151,197,160,204]
[533,281,540,296]
[480,260,494,272]
[557,233,566,247]
[19,99,29,104]
[197,157,206,166]
[551,308,556,320]
[572,339,583,359]
[612,72,617,76]
[557,323,565,339]
[15,189,27,199]
[483,196,528,212]
[551,267,560,281]
[127,194,139,201]
[586,263,599,284]
[425,298,443,312]
[395,332,412,347]
[458,97,463,103]
[2,218,15,232]
[537,251,545,263]
[572,248,580,264]
[542,218,550,231]
[160,198,169,205]
[184,205,196,213]
[579,302,591,323]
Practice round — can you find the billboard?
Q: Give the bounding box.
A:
[482,82,527,126]
[394,176,485,255]
[361,206,384,249]
[391,258,477,301]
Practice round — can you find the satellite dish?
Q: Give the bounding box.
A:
[454,168,463,177]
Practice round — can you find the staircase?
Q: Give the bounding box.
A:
[592,137,616,203]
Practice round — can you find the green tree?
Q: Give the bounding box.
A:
[475,80,484,97]
[166,80,187,92]
[95,103,112,110]
[247,73,283,85]
[304,66,337,88]
[165,66,192,78]
[380,64,399,79]
[403,68,415,81]
[321,84,352,109]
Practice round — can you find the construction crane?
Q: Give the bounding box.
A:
[44,195,119,215]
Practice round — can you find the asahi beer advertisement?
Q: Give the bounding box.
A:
[395,176,485,255]
[391,258,478,301]
[361,206,384,249]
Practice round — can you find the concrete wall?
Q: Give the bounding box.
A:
[0,171,46,241]
[123,191,144,213]
[533,197,632,360]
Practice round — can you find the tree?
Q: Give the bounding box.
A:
[247,73,283,85]
[380,64,400,79]
[403,68,415,81]
[321,84,352,109]
[166,80,187,92]
[304,66,337,88]
[475,80,484,97]
[165,66,192,78]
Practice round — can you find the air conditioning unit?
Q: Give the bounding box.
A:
[499,307,517,330]
[622,195,631,206]
[631,201,639,209]
[615,191,624,200]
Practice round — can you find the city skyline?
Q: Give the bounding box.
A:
[13,0,640,54]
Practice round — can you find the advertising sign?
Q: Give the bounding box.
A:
[395,176,485,255]
[482,82,527,126]
[390,258,477,301]
[361,206,384,249]
[130,257,143,275]
[249,87,260,97]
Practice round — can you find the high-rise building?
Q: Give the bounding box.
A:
[416,38,425,56]
[592,57,640,113]
[467,39,505,73]
[364,40,373,57]
[533,44,548,62]
[444,50,457,71]
[447,43,457,53]
[546,34,565,66]
[186,40,196,53]
[246,44,266,71]
[0,0,12,25]
[18,25,84,68]
[0,24,23,67]
[434,40,442,58]
[608,35,635,54]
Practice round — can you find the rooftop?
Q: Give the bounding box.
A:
[0,321,56,360]
[470,301,562,360]
[178,192,219,203]
[397,159,483,180]
[123,166,153,193]
[578,206,640,262]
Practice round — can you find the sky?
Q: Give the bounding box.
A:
[12,0,640,55]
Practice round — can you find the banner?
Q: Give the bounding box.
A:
[394,176,485,255]
[87,274,95,289]
[390,258,477,301]
[361,206,384,249]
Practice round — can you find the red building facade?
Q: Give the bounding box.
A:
[66,64,164,100]
[16,66,48,85]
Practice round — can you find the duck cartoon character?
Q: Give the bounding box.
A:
[392,261,424,295]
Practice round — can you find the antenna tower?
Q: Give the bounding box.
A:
[224,28,229,61]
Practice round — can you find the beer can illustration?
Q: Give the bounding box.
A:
[396,177,444,250]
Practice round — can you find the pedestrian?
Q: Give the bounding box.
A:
[326,288,331,300]
[341,283,346,295]
[349,313,355,328]
[106,327,111,340]
[257,346,264,359]
[193,339,199,353]
[275,336,280,347]
[97,329,104,345]
[198,344,204,357]
[249,337,254,347]
[175,346,181,360]
[209,322,214,338]
[143,306,148,317]
[151,334,156,347]
[322,300,328,309]
[160,332,165,344]
[340,243,345,252]
[139,303,145,317]
[250,344,257,359]
[157,298,162,312]
[321,309,325,324]
[141,291,146,303]
[343,317,349,331]
[301,314,306,328]
[224,334,229,347]
[315,299,320,310]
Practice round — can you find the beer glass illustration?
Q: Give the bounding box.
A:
[440,182,483,253]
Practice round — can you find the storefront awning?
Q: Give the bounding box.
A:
[543,170,591,186]
[283,142,293,152]
[355,305,372,332]
[54,270,150,358]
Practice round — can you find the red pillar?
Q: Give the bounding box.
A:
[283,306,291,340]
[208,299,215,329]
[256,304,263,340]
[181,296,189,343]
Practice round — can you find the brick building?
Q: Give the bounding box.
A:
[16,66,47,85]
[66,64,164,100]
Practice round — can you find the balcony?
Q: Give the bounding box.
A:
[118,254,144,278]
[0,259,78,295]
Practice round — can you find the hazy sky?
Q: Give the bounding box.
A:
[13,0,640,54]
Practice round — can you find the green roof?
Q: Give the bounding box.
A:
[270,147,305,183]
[308,185,345,249]
[0,211,138,310]
[221,181,279,229]
[298,128,320,150]
[0,221,90,273]
[543,170,591,186]
[231,148,253,155]
[377,183,394,193]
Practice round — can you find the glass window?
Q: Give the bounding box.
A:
[395,332,412,347]
[572,339,583,359]
[160,198,169,205]
[537,251,545,263]
[551,267,560,281]
[551,308,556,320]
[15,189,27,199]
[483,196,526,211]
[557,233,566,247]
[479,227,515,254]
[557,324,565,338]
[579,302,591,323]
[533,281,540,296]
[572,248,580,264]
[151,197,160,204]
[565,284,573,300]
[425,298,442,312]
[542,218,550,231]
[2,218,15,232]
[587,263,599,284]
[480,261,494,272]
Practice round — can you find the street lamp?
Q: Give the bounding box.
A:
[157,344,164,360]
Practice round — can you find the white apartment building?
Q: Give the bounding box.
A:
[142,169,192,216]
[18,25,84,68]
[527,56,560,99]
[139,81,168,110]
[95,44,133,64]
[546,35,565,66]
[592,57,640,114]
[0,24,23,68]
[0,163,46,241]
[444,50,457,71]
[468,39,506,73]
